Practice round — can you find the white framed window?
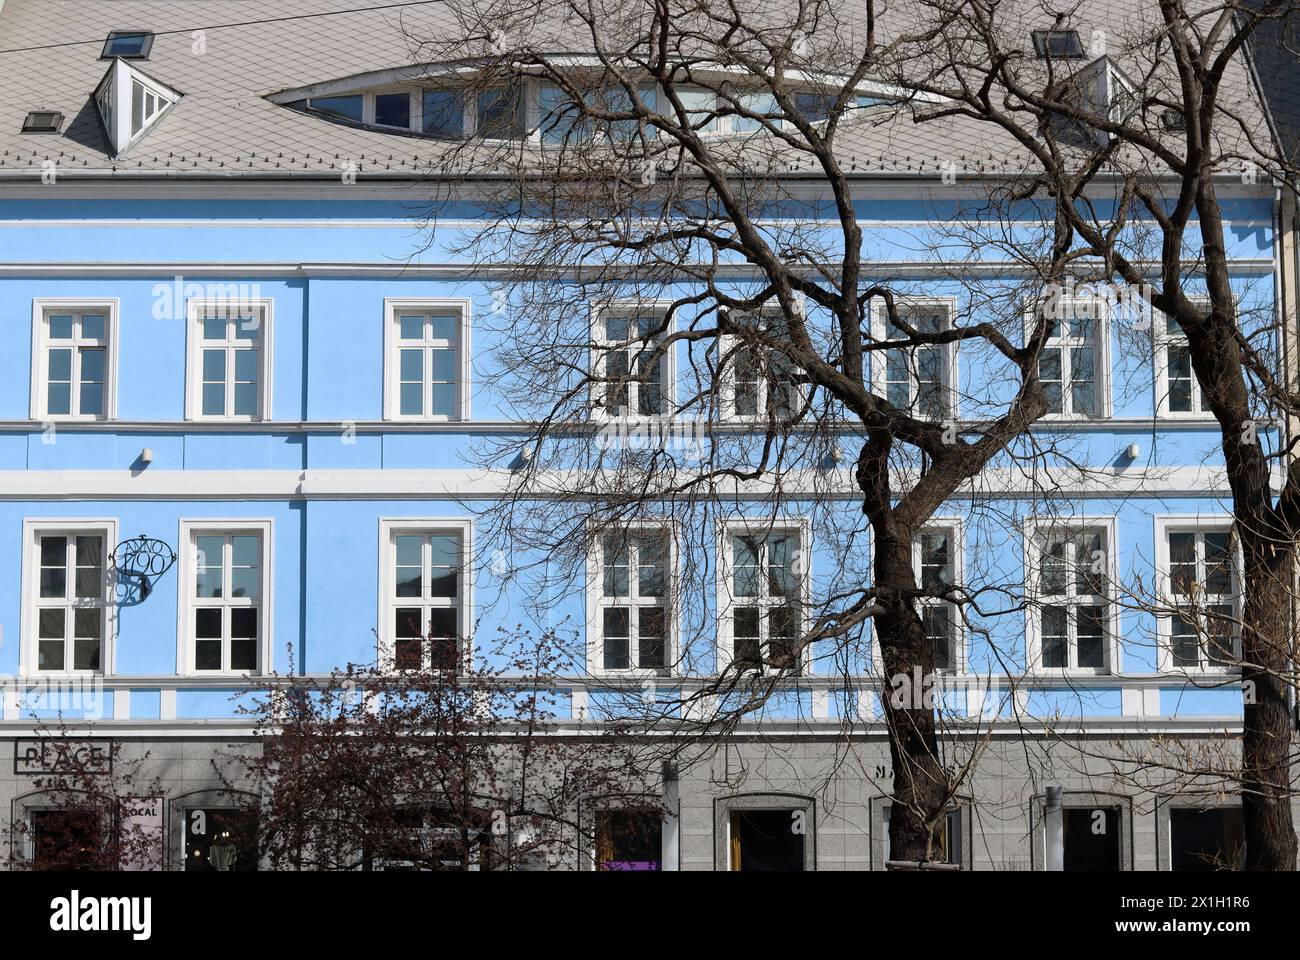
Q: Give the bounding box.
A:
[591,307,673,419]
[870,298,958,421]
[722,309,804,422]
[717,519,810,674]
[185,299,273,421]
[586,526,673,673]
[378,518,473,671]
[383,298,471,421]
[1028,298,1110,418]
[1154,300,1211,417]
[1023,517,1119,673]
[20,519,118,675]
[1154,517,1240,672]
[177,520,273,676]
[29,300,118,421]
[913,521,964,672]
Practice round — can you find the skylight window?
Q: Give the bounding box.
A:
[21,111,63,134]
[101,31,154,60]
[1032,29,1084,58]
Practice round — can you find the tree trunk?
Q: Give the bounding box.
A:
[1239,544,1297,870]
[875,529,949,864]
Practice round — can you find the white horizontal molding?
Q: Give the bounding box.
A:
[0,465,1248,500]
[0,258,1276,278]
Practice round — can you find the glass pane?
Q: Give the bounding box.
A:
[195,639,222,671]
[1076,605,1106,668]
[637,537,667,597]
[603,608,630,669]
[46,382,71,416]
[399,315,424,341]
[41,534,67,568]
[234,315,260,340]
[1041,606,1068,667]
[430,348,456,382]
[1039,539,1067,595]
[202,383,225,417]
[78,382,104,417]
[421,89,463,136]
[73,640,100,672]
[1171,613,1199,667]
[733,536,760,597]
[400,348,423,381]
[312,95,363,122]
[48,314,73,339]
[395,565,421,597]
[638,354,663,415]
[1207,603,1235,665]
[767,535,797,598]
[80,347,105,382]
[234,349,259,382]
[202,348,226,381]
[431,383,456,418]
[734,91,777,132]
[605,315,630,342]
[375,92,411,128]
[230,535,261,598]
[733,607,761,666]
[195,608,222,639]
[231,637,257,671]
[605,349,629,413]
[38,639,64,671]
[1203,532,1232,595]
[602,533,629,597]
[80,314,106,340]
[230,607,257,639]
[919,532,950,589]
[1167,345,1193,412]
[1070,346,1095,414]
[202,317,227,341]
[1168,532,1197,595]
[768,605,799,669]
[1074,531,1105,596]
[394,608,422,638]
[399,383,423,416]
[476,86,523,137]
[75,567,102,600]
[395,535,422,567]
[75,534,102,568]
[638,607,666,668]
[431,314,459,340]
[428,608,457,638]
[38,608,65,639]
[923,605,952,669]
[48,347,72,381]
[233,383,257,417]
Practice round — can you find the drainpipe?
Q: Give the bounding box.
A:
[1045,785,1064,871]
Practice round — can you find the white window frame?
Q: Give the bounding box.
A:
[590,302,675,420]
[869,296,959,421]
[176,519,274,677]
[20,518,119,677]
[1154,515,1241,674]
[585,522,677,675]
[1023,516,1120,674]
[184,298,274,422]
[912,518,965,674]
[383,298,472,422]
[377,518,474,672]
[1024,297,1112,419]
[29,299,119,421]
[720,304,808,423]
[715,517,812,675]
[1154,298,1212,418]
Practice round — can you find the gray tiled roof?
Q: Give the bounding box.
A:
[0,0,1273,180]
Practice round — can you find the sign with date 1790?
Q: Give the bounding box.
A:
[13,739,113,776]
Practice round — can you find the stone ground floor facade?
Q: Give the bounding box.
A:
[0,730,1285,871]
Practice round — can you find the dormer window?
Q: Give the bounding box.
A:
[94,59,181,157]
[101,31,154,60]
[1032,29,1084,59]
[1161,108,1186,131]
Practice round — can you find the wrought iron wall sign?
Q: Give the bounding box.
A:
[112,534,177,601]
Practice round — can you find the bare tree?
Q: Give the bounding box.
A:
[881,0,1300,869]
[230,630,658,870]
[394,0,1123,864]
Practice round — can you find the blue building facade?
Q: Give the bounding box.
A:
[0,0,1290,870]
